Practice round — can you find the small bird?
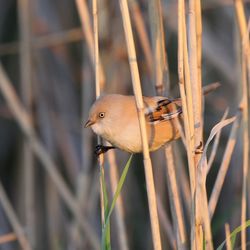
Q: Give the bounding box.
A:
[84,83,220,154]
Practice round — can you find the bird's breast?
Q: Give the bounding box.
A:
[110,122,142,153]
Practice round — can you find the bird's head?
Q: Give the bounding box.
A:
[84,95,121,136]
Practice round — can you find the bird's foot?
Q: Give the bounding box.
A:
[95,145,116,156]
[194,141,203,154]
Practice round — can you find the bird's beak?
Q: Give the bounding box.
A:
[84,119,95,128]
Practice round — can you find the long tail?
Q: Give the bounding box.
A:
[173,82,220,105]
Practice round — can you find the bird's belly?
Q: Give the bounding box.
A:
[104,124,143,153]
[113,132,142,153]
[101,119,180,153]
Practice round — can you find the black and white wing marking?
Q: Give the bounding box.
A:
[146,98,182,124]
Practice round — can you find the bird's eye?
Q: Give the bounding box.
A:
[99,112,105,118]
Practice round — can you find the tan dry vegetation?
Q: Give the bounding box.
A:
[0,0,249,250]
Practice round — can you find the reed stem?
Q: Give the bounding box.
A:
[119,0,162,248]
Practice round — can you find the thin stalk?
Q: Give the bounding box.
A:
[80,59,94,208]
[72,52,94,249]
[188,1,204,248]
[119,0,162,249]
[93,0,101,99]
[148,0,169,94]
[92,0,106,229]
[234,2,249,249]
[99,156,105,224]
[234,0,248,39]
[240,45,249,250]
[189,0,203,167]
[0,233,17,245]
[196,164,213,250]
[75,0,105,89]
[178,4,196,234]
[149,0,186,248]
[181,0,196,196]
[188,1,201,149]
[0,181,32,250]
[175,152,191,217]
[178,5,196,248]
[17,0,35,247]
[0,28,84,56]
[234,1,250,99]
[225,223,232,250]
[195,0,202,92]
[129,0,153,76]
[92,3,122,249]
[156,195,175,249]
[165,145,187,249]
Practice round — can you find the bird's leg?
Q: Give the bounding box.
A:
[95,145,116,156]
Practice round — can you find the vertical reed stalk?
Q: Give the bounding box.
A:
[92,3,126,248]
[148,0,169,94]
[18,0,35,247]
[178,0,193,201]
[73,55,93,249]
[175,154,191,217]
[188,1,207,248]
[156,195,176,249]
[165,145,187,249]
[148,0,186,248]
[188,1,201,147]
[75,0,105,88]
[189,0,203,157]
[225,223,232,250]
[195,0,202,93]
[129,0,153,76]
[93,0,100,99]
[80,61,93,213]
[240,43,248,250]
[180,0,196,196]
[179,0,208,248]
[234,2,249,249]
[178,3,197,248]
[119,0,162,249]
[92,0,105,226]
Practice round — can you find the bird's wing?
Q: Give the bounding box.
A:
[144,97,182,124]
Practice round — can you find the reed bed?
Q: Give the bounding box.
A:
[0,1,249,250]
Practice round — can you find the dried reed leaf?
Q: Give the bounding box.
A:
[200,116,237,173]
[195,115,236,250]
[207,109,229,173]
[209,112,241,218]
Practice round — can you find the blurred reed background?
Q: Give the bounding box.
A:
[0,0,249,249]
